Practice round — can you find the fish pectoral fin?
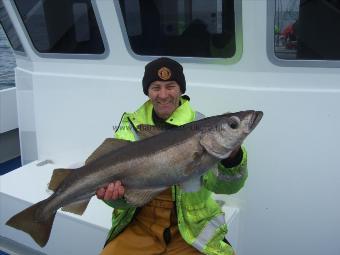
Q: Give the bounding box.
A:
[48,168,73,192]
[136,124,163,139]
[85,138,131,164]
[184,151,204,176]
[200,133,232,159]
[124,188,166,207]
[61,198,91,215]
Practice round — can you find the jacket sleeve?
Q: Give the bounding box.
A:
[202,146,248,194]
[101,113,137,209]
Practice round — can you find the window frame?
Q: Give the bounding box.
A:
[9,0,110,59]
[267,0,340,68]
[114,0,243,64]
[0,0,26,55]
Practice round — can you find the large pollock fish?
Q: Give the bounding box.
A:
[6,110,263,247]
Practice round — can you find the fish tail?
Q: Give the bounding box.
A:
[6,200,56,247]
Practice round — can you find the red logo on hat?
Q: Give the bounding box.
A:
[158,67,172,80]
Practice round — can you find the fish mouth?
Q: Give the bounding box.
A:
[249,111,263,131]
[251,111,263,130]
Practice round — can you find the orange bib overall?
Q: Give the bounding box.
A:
[101,189,202,255]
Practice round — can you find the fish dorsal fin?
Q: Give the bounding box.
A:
[62,198,91,215]
[124,188,166,207]
[48,168,73,192]
[136,124,163,139]
[85,138,130,164]
[200,132,232,159]
[48,138,130,192]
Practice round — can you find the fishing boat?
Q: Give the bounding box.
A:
[0,0,339,254]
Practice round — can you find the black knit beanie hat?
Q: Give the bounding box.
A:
[142,57,186,95]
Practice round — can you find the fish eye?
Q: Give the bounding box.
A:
[228,116,240,129]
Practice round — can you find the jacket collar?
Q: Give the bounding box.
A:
[129,97,195,127]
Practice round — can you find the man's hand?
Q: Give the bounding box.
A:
[96,181,125,201]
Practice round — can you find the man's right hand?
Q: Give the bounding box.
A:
[96,181,125,201]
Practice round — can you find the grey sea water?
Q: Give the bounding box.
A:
[0,26,16,90]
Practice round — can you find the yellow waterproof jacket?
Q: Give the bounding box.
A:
[104,98,248,255]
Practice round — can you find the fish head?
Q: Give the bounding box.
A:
[217,110,263,150]
[200,110,263,159]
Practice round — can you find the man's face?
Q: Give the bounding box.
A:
[148,81,182,120]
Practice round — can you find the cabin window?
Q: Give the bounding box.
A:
[0,27,16,87]
[271,0,340,62]
[0,1,25,53]
[118,0,237,58]
[13,0,105,54]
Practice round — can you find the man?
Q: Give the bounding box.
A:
[97,57,247,255]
